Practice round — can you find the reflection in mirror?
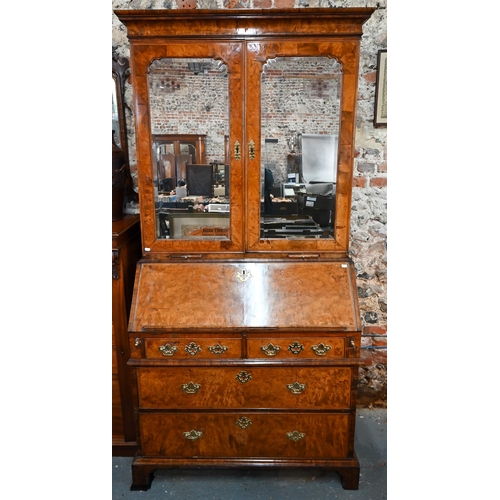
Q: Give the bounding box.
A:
[260,56,342,240]
[148,58,230,240]
[112,77,121,148]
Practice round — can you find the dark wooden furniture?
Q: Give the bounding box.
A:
[114,8,374,490]
[112,215,141,456]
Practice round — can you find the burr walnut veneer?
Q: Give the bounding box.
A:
[114,7,374,491]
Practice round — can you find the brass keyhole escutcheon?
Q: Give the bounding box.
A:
[236,416,252,429]
[288,341,304,355]
[248,140,256,160]
[185,342,202,356]
[235,371,252,383]
[234,141,241,160]
[236,269,252,282]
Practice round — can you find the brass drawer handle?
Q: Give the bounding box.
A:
[208,342,228,356]
[349,338,358,356]
[159,343,178,356]
[185,342,202,356]
[286,430,305,442]
[261,342,281,356]
[181,382,201,394]
[183,430,203,441]
[236,416,252,429]
[287,381,306,394]
[288,341,304,355]
[311,342,332,356]
[235,371,252,383]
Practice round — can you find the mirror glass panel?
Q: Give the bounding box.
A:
[148,58,230,240]
[112,76,121,148]
[260,56,342,240]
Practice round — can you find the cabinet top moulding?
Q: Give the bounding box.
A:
[113,8,375,39]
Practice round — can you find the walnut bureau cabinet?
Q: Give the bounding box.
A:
[114,8,374,490]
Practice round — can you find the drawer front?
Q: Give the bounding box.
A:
[247,337,347,359]
[143,338,242,359]
[137,366,352,409]
[139,412,350,458]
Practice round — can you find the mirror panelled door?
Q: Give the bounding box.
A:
[131,42,245,254]
[246,41,360,254]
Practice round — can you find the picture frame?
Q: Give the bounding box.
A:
[374,49,387,127]
[168,212,230,240]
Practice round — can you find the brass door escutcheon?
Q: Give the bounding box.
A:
[208,342,228,356]
[185,342,202,356]
[235,370,252,383]
[286,430,306,442]
[261,342,281,356]
[287,381,306,394]
[181,382,201,394]
[248,139,256,160]
[234,141,241,160]
[311,342,332,356]
[159,342,178,356]
[236,416,252,429]
[183,429,203,440]
[288,341,304,355]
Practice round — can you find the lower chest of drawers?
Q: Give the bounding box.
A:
[134,364,358,460]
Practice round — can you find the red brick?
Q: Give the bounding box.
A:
[275,0,296,7]
[353,176,366,188]
[364,71,377,83]
[361,349,373,366]
[370,177,387,187]
[363,325,387,335]
[378,162,387,173]
[254,0,273,7]
[372,349,387,365]
[177,0,197,8]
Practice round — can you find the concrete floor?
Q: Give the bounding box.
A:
[112,408,386,499]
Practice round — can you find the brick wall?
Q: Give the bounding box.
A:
[112,0,388,407]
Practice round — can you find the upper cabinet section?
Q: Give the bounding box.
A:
[115,8,374,257]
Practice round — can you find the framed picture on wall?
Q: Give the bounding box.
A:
[374,49,387,127]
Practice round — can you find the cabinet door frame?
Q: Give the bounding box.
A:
[131,41,245,255]
[244,39,360,254]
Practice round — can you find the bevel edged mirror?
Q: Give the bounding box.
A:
[259,55,342,241]
[147,57,230,241]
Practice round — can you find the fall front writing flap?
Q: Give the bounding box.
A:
[129,260,360,332]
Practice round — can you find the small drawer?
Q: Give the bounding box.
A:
[247,337,346,359]
[137,366,353,409]
[139,411,350,459]
[133,338,242,359]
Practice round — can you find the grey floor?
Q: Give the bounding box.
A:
[112,408,386,499]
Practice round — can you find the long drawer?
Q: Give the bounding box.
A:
[139,412,351,458]
[137,366,353,409]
